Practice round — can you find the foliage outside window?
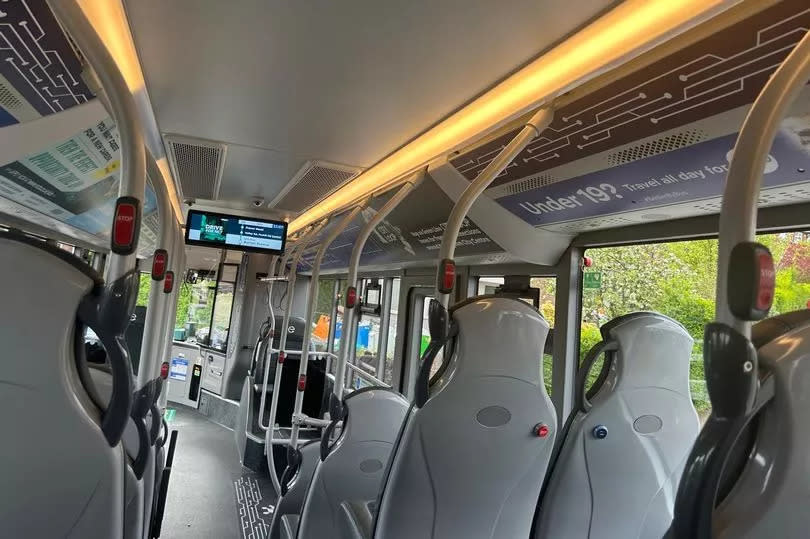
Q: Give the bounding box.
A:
[172,263,239,353]
[580,232,810,421]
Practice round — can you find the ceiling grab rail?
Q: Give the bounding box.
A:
[46,0,146,446]
[435,108,553,308]
[288,202,369,448]
[265,219,330,496]
[255,254,281,432]
[331,171,426,414]
[47,0,146,284]
[138,151,178,387]
[672,28,810,539]
[414,107,553,410]
[278,202,368,496]
[261,225,321,431]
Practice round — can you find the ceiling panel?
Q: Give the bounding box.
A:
[124,0,614,204]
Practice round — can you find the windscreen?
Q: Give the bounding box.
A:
[185,210,287,254]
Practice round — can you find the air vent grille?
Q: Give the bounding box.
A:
[0,81,24,111]
[272,160,361,213]
[607,129,708,166]
[164,135,227,200]
[549,215,636,233]
[503,173,558,196]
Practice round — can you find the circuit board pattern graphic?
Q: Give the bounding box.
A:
[450,1,810,191]
[0,0,93,125]
[235,476,273,539]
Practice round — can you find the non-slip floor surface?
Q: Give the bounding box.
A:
[161,405,276,539]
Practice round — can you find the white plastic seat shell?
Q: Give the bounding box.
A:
[0,238,126,538]
[373,296,556,539]
[535,312,700,539]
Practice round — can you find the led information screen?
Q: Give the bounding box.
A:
[185,210,287,254]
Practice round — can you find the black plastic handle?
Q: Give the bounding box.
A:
[280,447,303,497]
[415,299,456,408]
[157,418,169,449]
[77,268,140,446]
[130,386,152,479]
[575,340,618,413]
[671,323,772,538]
[149,378,163,445]
[320,417,341,461]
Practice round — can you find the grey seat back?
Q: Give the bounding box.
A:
[0,236,127,537]
[676,311,810,538]
[536,312,699,539]
[297,388,408,538]
[374,296,556,539]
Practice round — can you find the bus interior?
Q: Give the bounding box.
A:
[1,1,810,538]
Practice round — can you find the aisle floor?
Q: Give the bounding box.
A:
[161,405,276,539]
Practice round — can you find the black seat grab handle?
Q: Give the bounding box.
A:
[280,447,303,496]
[415,299,455,408]
[575,340,618,413]
[77,268,140,446]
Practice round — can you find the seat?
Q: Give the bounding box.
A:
[295,388,409,538]
[0,234,132,537]
[535,312,699,539]
[670,310,810,538]
[372,296,556,539]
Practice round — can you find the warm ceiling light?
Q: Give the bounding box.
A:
[76,0,183,222]
[76,0,145,93]
[156,157,184,223]
[289,0,739,233]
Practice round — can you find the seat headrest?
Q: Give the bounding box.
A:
[602,312,693,392]
[448,296,549,384]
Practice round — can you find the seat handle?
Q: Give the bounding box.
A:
[575,340,618,413]
[280,447,303,496]
[415,299,456,408]
[77,269,140,446]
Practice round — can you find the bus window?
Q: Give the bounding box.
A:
[580,232,810,422]
[209,264,238,351]
[173,260,239,352]
[581,241,716,421]
[355,278,383,379]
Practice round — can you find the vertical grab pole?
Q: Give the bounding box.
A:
[266,220,329,496]
[48,0,146,448]
[138,152,176,387]
[435,108,553,307]
[46,0,146,283]
[332,172,425,405]
[159,221,184,409]
[256,255,280,431]
[714,30,810,335]
[671,28,810,539]
[287,203,367,453]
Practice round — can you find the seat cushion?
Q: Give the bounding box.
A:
[280,514,300,539]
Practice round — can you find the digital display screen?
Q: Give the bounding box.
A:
[185,210,287,254]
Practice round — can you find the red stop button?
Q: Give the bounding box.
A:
[111,197,140,254]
